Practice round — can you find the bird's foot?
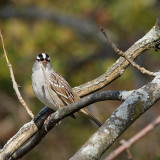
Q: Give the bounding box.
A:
[44,113,60,131]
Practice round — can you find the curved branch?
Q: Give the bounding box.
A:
[70,72,160,160]
[73,18,160,96]
[0,90,122,160]
[0,107,54,160]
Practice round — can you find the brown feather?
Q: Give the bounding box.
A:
[50,72,75,105]
[50,71,101,126]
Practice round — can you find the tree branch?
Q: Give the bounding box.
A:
[73,17,160,96]
[0,10,159,160]
[0,29,34,119]
[0,107,54,160]
[0,90,122,160]
[105,115,160,160]
[101,28,154,76]
[70,72,160,160]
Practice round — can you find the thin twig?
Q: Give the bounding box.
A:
[105,115,160,160]
[125,148,133,160]
[120,140,133,160]
[0,29,34,118]
[101,28,155,77]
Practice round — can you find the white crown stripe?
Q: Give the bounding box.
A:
[42,53,47,59]
[36,53,50,61]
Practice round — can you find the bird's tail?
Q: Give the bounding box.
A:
[79,108,102,127]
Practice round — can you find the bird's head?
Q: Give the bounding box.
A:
[36,53,50,66]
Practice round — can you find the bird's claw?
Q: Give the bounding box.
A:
[44,113,60,132]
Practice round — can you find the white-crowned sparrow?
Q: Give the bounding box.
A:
[32,53,101,127]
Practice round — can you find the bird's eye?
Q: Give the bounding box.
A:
[46,58,50,62]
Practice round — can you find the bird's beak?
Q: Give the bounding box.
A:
[41,60,47,67]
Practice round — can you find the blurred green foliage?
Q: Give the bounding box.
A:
[0,0,160,159]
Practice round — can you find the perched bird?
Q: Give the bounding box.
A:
[32,53,101,127]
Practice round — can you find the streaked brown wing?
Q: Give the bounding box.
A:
[50,72,75,105]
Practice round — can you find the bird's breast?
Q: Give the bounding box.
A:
[32,70,64,110]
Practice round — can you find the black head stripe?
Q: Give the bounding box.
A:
[36,53,50,62]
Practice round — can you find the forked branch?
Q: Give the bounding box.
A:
[73,18,160,96]
[101,28,154,76]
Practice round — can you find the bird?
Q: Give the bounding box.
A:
[32,53,102,127]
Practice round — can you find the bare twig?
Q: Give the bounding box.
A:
[74,23,160,96]
[101,28,155,77]
[125,148,133,160]
[120,140,133,160]
[0,29,34,118]
[105,115,160,160]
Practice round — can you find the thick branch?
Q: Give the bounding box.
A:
[0,91,122,160]
[0,10,159,160]
[9,128,48,160]
[70,72,160,160]
[0,107,54,160]
[1,73,160,160]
